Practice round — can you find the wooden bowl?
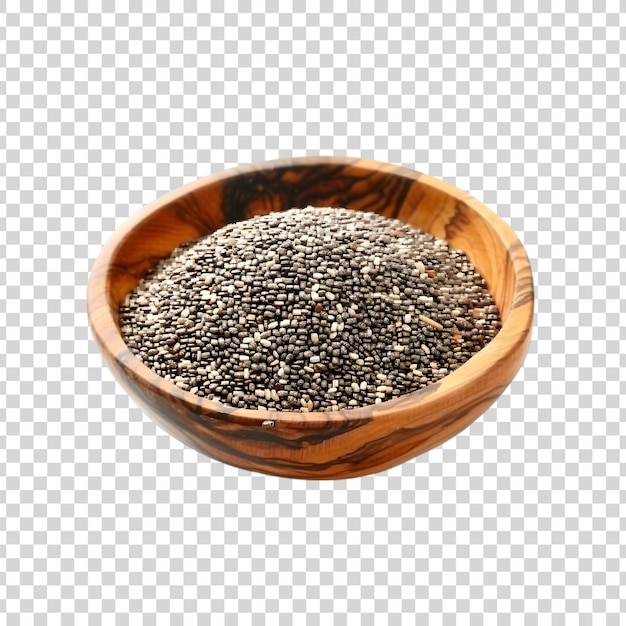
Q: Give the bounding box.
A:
[87,157,533,479]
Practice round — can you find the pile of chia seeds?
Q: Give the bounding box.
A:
[119,207,500,412]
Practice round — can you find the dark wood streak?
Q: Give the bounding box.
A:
[445,200,475,240]
[87,156,534,479]
[512,277,535,309]
[217,421,367,447]
[507,242,535,309]
[175,196,224,234]
[221,162,415,222]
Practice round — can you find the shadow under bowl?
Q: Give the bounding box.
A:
[87,157,534,479]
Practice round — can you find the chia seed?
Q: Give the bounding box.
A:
[119,207,501,412]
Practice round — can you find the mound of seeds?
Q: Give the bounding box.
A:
[120,207,500,412]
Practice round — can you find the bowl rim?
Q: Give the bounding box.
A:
[87,156,534,430]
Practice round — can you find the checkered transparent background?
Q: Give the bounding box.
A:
[1,2,625,623]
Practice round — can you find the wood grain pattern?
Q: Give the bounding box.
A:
[87,157,534,479]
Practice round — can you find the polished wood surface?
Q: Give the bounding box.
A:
[87,157,534,479]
